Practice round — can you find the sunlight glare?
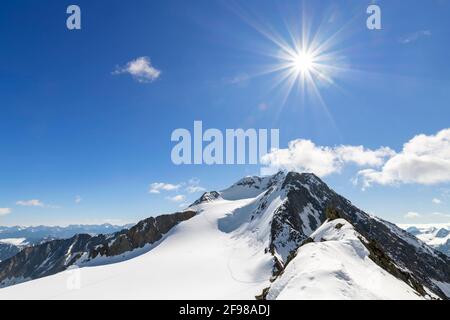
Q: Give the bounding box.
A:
[291,51,315,73]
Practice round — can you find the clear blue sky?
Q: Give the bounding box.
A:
[1,0,450,226]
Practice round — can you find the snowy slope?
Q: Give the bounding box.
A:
[266,219,424,300]
[0,198,274,299]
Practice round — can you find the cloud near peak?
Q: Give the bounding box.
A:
[166,195,186,203]
[261,139,394,177]
[149,183,181,194]
[261,128,450,189]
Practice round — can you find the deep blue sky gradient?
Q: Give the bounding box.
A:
[1,0,449,226]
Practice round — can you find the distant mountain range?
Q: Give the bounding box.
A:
[0,172,448,299]
[0,224,130,262]
[400,224,450,257]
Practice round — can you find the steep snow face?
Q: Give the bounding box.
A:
[220,173,284,201]
[0,198,275,299]
[0,238,28,246]
[218,171,328,264]
[267,219,424,300]
[400,224,450,256]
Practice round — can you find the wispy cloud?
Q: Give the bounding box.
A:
[186,185,206,194]
[404,211,450,220]
[223,73,250,87]
[431,212,450,218]
[113,56,161,83]
[16,199,45,207]
[399,30,431,44]
[404,212,421,219]
[149,178,206,195]
[166,195,186,203]
[16,199,59,209]
[185,178,206,194]
[149,179,206,206]
[0,208,11,216]
[149,183,181,194]
[75,195,82,204]
[432,198,442,205]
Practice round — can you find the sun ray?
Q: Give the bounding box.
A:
[226,1,364,126]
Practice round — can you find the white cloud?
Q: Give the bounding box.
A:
[113,57,161,83]
[432,198,442,205]
[359,129,450,187]
[431,212,450,218]
[15,199,59,209]
[75,195,82,204]
[400,30,431,44]
[403,211,450,220]
[261,139,394,177]
[166,195,186,203]
[16,199,45,207]
[185,178,206,194]
[149,183,181,194]
[335,146,395,167]
[404,211,421,219]
[186,185,206,194]
[149,178,205,195]
[0,208,11,216]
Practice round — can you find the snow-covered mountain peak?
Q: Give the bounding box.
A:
[219,171,286,201]
[190,191,222,207]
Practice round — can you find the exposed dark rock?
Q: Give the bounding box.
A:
[325,207,341,221]
[0,244,22,263]
[335,223,344,230]
[255,287,270,300]
[269,173,330,262]
[190,192,220,206]
[436,228,450,238]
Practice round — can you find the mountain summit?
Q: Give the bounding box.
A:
[0,171,449,299]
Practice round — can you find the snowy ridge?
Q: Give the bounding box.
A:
[266,219,426,300]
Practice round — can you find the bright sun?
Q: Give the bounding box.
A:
[291,51,315,73]
[236,7,348,105]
